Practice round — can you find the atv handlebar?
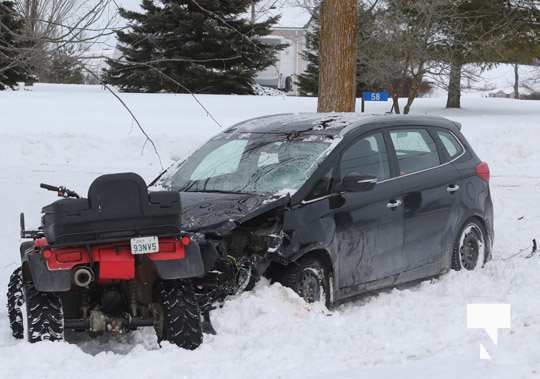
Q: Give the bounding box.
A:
[40,183,80,199]
[40,183,59,192]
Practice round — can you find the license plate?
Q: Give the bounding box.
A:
[130,236,159,255]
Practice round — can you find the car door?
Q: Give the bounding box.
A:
[332,132,405,289]
[388,128,462,272]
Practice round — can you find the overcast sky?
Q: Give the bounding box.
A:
[115,0,311,28]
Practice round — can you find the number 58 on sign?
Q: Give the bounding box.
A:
[362,91,389,102]
[361,91,389,112]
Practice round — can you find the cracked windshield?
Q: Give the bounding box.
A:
[169,133,332,194]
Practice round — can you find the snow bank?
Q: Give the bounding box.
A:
[0,84,539,378]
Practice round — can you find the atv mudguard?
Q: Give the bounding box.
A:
[20,242,72,292]
[152,242,206,280]
[20,241,208,292]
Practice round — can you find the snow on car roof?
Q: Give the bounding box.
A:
[226,113,460,135]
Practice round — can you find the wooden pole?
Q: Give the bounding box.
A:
[514,64,520,100]
[317,0,358,112]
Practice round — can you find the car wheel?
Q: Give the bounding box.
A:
[278,257,331,306]
[451,220,487,271]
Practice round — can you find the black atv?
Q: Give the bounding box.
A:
[7,173,208,349]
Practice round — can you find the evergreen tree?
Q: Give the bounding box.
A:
[0,1,31,90]
[46,53,84,84]
[39,45,84,84]
[104,0,283,94]
[296,9,319,96]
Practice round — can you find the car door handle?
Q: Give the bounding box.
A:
[447,184,460,193]
[386,199,403,209]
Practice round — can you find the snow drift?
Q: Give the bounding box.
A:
[0,84,538,378]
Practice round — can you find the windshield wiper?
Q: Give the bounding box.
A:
[188,189,250,195]
[148,167,169,188]
[148,161,181,188]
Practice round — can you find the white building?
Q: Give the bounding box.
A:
[256,27,308,95]
[254,3,312,95]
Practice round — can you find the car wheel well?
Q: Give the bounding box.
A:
[451,216,489,271]
[296,250,334,275]
[266,249,334,306]
[265,249,334,282]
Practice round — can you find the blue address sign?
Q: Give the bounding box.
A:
[362,91,389,102]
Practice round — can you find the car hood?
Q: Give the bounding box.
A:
[180,191,290,233]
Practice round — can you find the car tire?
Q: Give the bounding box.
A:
[157,280,203,350]
[24,282,64,343]
[451,220,487,271]
[278,257,331,306]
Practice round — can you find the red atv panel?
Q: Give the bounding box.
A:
[36,237,188,281]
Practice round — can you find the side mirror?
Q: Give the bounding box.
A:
[342,174,377,192]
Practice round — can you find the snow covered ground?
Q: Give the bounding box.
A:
[0,84,539,378]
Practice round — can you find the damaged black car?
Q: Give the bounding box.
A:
[164,113,494,306]
[7,113,493,349]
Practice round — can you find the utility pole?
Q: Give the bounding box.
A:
[24,0,38,36]
[317,0,358,112]
[514,64,520,100]
[251,1,256,24]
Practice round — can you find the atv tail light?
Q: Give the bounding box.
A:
[56,250,83,263]
[181,236,191,246]
[476,162,490,182]
[42,249,53,259]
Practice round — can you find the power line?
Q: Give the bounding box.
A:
[81,65,164,170]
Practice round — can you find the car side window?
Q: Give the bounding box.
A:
[340,133,391,181]
[437,130,463,159]
[390,129,440,175]
[306,168,334,200]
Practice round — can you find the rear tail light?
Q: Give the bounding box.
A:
[181,236,191,246]
[476,162,490,182]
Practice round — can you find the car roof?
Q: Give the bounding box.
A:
[225,113,462,136]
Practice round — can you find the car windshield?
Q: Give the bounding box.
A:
[167,133,333,195]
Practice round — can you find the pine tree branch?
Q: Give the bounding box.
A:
[121,56,243,64]
[188,0,282,78]
[189,0,264,54]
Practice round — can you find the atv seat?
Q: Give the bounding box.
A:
[42,173,182,245]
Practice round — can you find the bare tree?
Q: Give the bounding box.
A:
[0,0,118,83]
[438,0,540,108]
[360,0,445,114]
[318,0,358,112]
